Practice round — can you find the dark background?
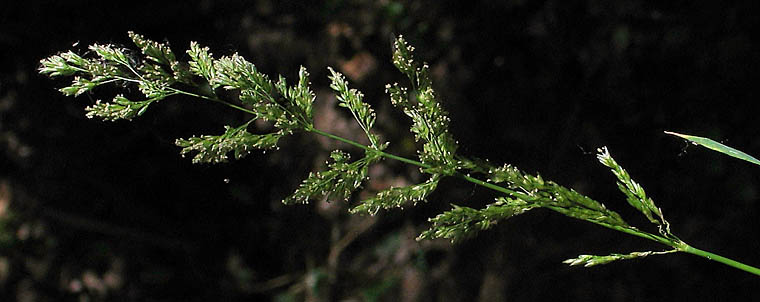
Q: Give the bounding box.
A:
[2,1,759,301]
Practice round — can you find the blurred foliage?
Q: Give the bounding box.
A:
[2,0,759,301]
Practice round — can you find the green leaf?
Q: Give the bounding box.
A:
[665,131,760,166]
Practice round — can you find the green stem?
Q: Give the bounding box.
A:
[168,88,257,115]
[583,218,674,247]
[682,244,760,276]
[458,173,517,195]
[308,128,428,169]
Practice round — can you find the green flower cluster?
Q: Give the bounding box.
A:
[39,32,760,276]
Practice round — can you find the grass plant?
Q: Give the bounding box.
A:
[39,32,760,277]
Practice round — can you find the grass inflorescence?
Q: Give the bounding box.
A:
[39,32,760,277]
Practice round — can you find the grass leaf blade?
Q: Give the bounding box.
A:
[665,131,760,166]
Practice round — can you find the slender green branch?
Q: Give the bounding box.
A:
[459,173,516,195]
[579,216,675,247]
[683,244,760,276]
[123,62,148,83]
[308,128,428,169]
[167,87,256,115]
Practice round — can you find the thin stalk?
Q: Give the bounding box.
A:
[308,128,429,169]
[167,88,256,115]
[682,244,760,276]
[458,173,517,195]
[581,217,675,247]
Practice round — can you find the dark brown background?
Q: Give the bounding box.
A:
[2,1,759,301]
